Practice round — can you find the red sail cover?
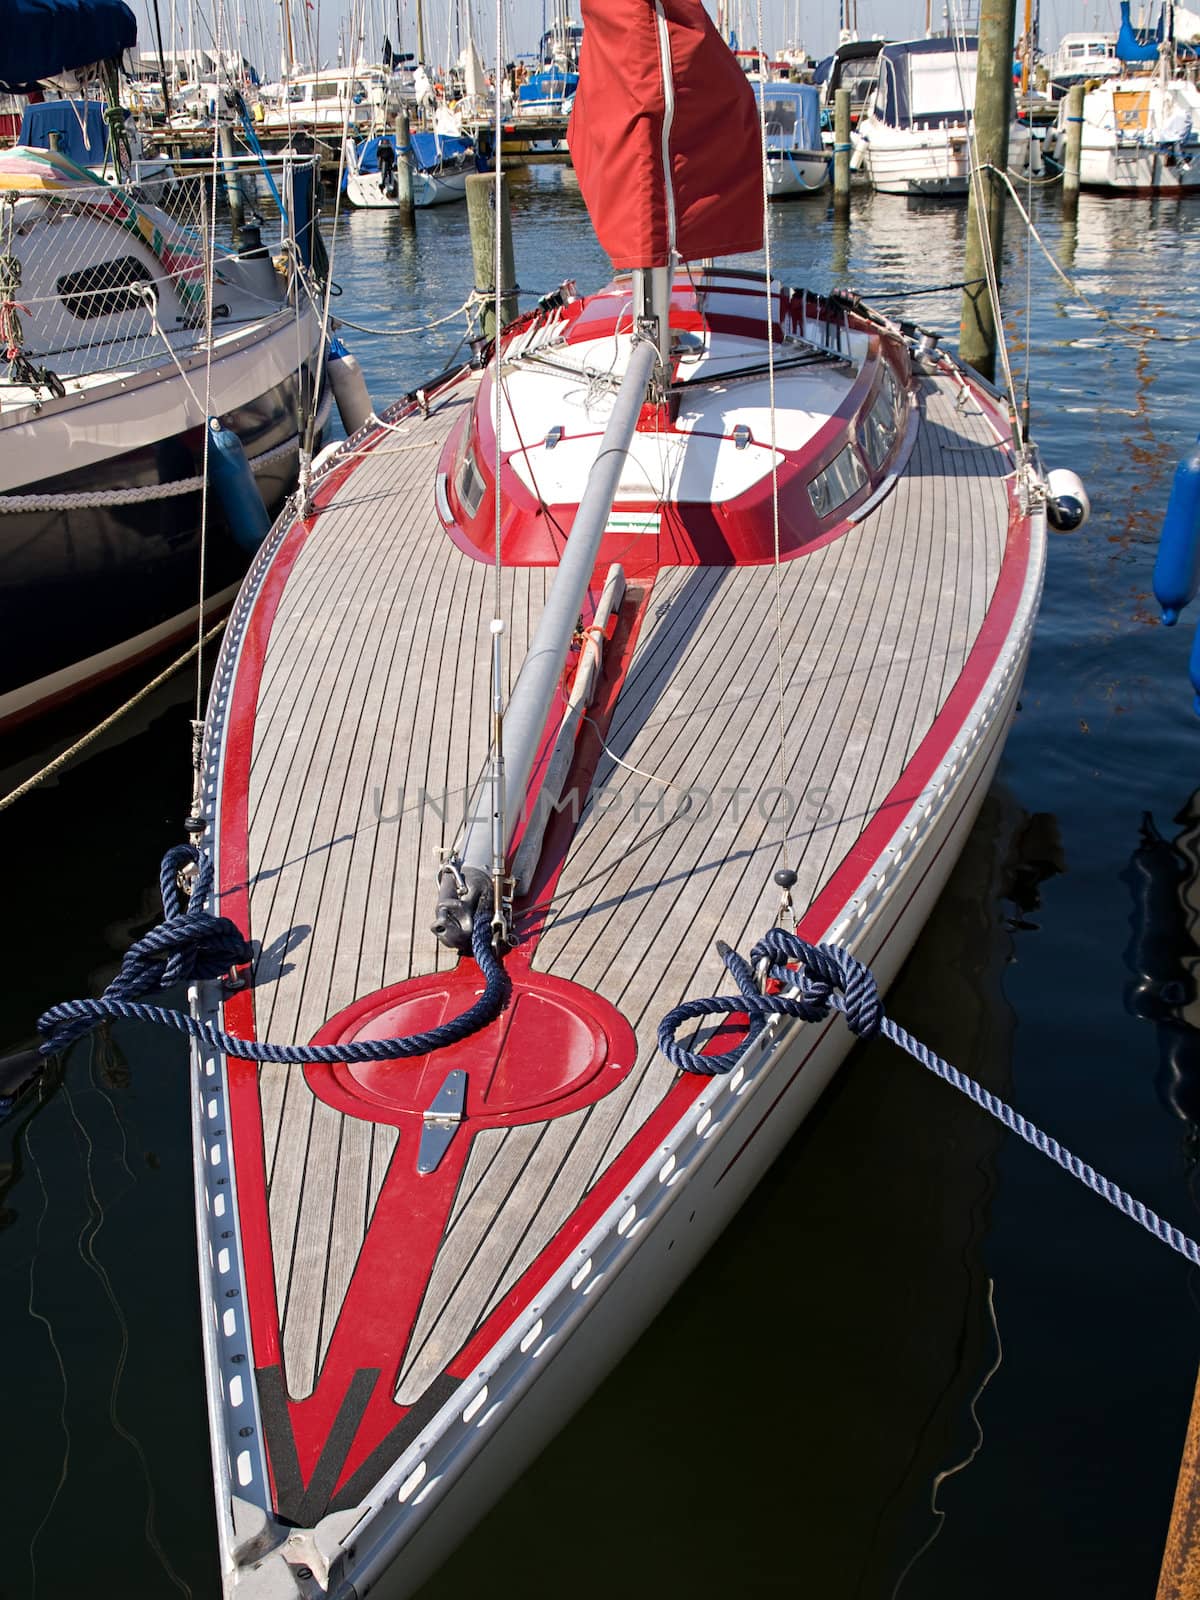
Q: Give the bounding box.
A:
[567,0,764,269]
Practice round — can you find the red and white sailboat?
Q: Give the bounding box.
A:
[190,3,1055,1594]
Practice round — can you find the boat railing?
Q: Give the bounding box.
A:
[1,158,316,384]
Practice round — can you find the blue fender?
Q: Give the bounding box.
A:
[1154,435,1200,625]
[1191,616,1200,716]
[206,418,270,554]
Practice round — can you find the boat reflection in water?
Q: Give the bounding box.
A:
[1123,788,1200,1148]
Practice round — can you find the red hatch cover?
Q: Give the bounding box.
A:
[304,962,638,1128]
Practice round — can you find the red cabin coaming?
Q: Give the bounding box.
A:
[436,274,918,575]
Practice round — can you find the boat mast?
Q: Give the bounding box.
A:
[1164,0,1175,84]
[281,0,295,78]
[1021,0,1032,95]
[435,334,659,946]
[416,0,426,64]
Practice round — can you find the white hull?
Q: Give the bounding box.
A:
[345,168,402,208]
[858,126,971,194]
[765,150,830,197]
[330,639,1034,1600]
[1,303,322,491]
[344,164,470,209]
[413,167,470,207]
[859,119,1043,195]
[1079,140,1200,193]
[1053,73,1200,194]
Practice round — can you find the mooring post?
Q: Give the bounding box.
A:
[394,106,415,222]
[1156,1362,1200,1600]
[959,0,1018,381]
[218,120,245,238]
[466,171,517,338]
[833,87,851,208]
[1062,82,1084,207]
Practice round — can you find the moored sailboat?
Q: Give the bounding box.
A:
[187,2,1059,1596]
[0,1,329,729]
[1045,3,1200,194]
[342,128,478,208]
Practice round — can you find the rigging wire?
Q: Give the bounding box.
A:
[195,55,222,728]
[299,0,364,482]
[489,0,508,934]
[754,0,792,844]
[1024,119,1034,431]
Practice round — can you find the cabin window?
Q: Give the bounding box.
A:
[57,255,154,319]
[861,384,899,471]
[761,97,798,136]
[457,447,486,518]
[807,445,867,517]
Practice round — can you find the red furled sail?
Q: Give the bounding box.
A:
[567,0,764,269]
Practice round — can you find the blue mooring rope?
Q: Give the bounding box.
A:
[659,928,1200,1269]
[35,846,509,1065]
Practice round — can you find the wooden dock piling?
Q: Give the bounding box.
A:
[1062,82,1084,205]
[394,107,415,222]
[467,172,518,338]
[959,0,1018,381]
[1157,1362,1200,1600]
[218,122,245,237]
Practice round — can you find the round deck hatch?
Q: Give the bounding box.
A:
[304,964,638,1127]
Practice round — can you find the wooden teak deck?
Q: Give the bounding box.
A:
[192,278,1041,1597]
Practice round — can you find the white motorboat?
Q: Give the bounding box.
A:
[1045,30,1123,95]
[754,79,830,197]
[856,35,1043,195]
[1046,7,1200,195]
[253,66,406,140]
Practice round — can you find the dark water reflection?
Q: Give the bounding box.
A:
[3,172,1200,1598]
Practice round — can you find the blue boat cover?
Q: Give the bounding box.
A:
[518,68,579,103]
[1117,0,1161,61]
[0,0,137,93]
[874,35,978,130]
[346,131,473,185]
[350,133,398,177]
[753,81,821,149]
[19,99,121,163]
[409,131,472,170]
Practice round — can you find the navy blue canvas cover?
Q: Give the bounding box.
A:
[0,0,137,92]
[875,35,977,129]
[19,99,117,161]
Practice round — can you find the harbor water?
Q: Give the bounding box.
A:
[2,170,1199,1598]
